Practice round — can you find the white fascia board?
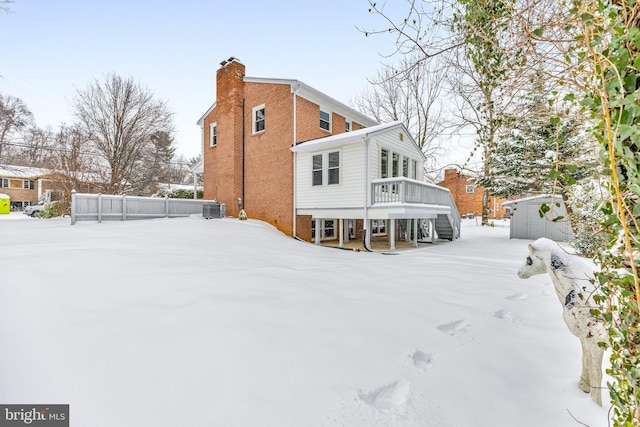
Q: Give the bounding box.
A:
[196,102,216,127]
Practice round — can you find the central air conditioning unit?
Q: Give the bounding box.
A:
[202,203,226,219]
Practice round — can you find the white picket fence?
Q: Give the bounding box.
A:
[70,190,217,224]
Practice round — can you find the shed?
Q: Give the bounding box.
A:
[502,195,573,241]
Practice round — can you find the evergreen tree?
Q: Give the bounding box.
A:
[478,77,595,201]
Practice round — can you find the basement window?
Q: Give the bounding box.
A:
[466,185,475,193]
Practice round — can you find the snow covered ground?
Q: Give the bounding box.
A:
[0,213,610,426]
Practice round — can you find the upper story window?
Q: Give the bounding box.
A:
[252,104,265,134]
[209,123,217,147]
[328,151,340,185]
[392,153,400,177]
[1,178,8,188]
[320,110,331,131]
[345,121,351,132]
[23,180,34,190]
[411,160,418,179]
[380,149,389,179]
[312,154,323,186]
[402,158,409,177]
[466,185,475,193]
[311,150,340,186]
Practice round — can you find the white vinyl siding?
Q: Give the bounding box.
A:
[296,144,362,209]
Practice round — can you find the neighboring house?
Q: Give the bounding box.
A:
[0,165,61,210]
[502,195,573,241]
[197,58,460,249]
[437,168,507,219]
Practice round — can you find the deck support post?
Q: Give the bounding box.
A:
[339,218,344,248]
[314,219,321,245]
[389,218,396,251]
[413,219,418,247]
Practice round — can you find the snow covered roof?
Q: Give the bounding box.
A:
[291,121,422,156]
[502,194,565,207]
[0,165,53,178]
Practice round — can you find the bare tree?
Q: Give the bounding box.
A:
[19,126,54,167]
[72,73,174,194]
[353,55,447,172]
[0,0,12,13]
[0,93,33,161]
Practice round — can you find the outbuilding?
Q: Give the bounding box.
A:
[502,195,573,241]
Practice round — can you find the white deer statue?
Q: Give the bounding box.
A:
[517,238,606,406]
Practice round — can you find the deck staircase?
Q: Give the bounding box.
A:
[434,213,456,241]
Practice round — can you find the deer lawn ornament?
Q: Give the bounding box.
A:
[518,238,606,406]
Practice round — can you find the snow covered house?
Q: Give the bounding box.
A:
[292,122,460,249]
[502,195,573,241]
[0,165,59,210]
[197,58,460,249]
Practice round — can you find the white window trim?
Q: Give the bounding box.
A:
[310,149,341,186]
[252,104,265,134]
[371,219,387,236]
[319,108,332,132]
[209,122,217,147]
[312,219,337,241]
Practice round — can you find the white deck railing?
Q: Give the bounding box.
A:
[70,191,217,224]
[371,177,461,236]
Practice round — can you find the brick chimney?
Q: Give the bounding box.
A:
[214,57,245,216]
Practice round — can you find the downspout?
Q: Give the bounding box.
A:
[362,136,372,252]
[292,83,301,238]
[241,99,245,210]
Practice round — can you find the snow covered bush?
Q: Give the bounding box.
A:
[153,188,203,199]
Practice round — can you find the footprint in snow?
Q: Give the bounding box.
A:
[493,309,514,321]
[358,379,410,412]
[505,293,528,302]
[410,350,438,372]
[436,319,470,336]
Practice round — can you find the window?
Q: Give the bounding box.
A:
[312,154,323,186]
[323,220,335,238]
[328,151,339,185]
[209,123,217,147]
[392,153,400,177]
[23,180,34,190]
[311,151,340,186]
[372,220,387,235]
[320,110,331,131]
[345,121,351,132]
[1,178,7,188]
[311,219,336,240]
[466,185,475,193]
[412,160,418,179]
[380,149,389,179]
[402,158,409,178]
[252,104,265,133]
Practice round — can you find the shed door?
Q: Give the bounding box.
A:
[527,204,546,239]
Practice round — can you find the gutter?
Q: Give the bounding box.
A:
[291,83,302,238]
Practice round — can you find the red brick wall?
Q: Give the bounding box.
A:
[203,60,245,217]
[244,82,295,235]
[437,168,507,219]
[203,61,361,236]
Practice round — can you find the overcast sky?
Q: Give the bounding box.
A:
[0,1,474,169]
